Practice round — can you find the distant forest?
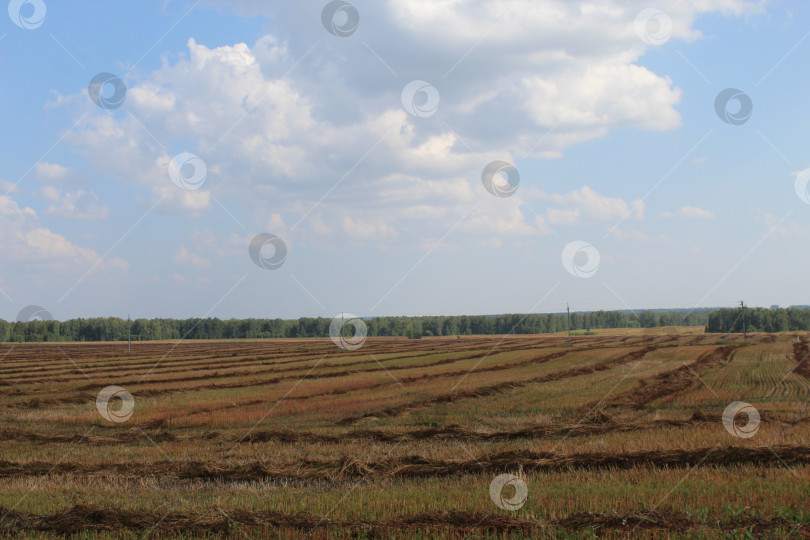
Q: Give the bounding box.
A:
[0,307,808,343]
[705,307,810,334]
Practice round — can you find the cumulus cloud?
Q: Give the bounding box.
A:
[0,181,22,195]
[35,162,71,182]
[463,200,540,236]
[661,206,715,219]
[39,187,109,220]
[191,228,250,260]
[342,216,397,239]
[266,213,286,232]
[172,245,211,268]
[52,0,760,245]
[755,210,804,237]
[0,195,126,272]
[532,186,644,226]
[34,162,94,188]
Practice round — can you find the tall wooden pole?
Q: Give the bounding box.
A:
[567,304,572,345]
[128,314,132,353]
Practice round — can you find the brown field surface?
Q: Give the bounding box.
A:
[0,330,809,538]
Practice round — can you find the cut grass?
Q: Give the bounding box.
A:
[0,332,808,537]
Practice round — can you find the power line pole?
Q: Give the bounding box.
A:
[567,303,572,346]
[741,301,746,341]
[128,314,132,353]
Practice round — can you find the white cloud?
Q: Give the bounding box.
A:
[0,195,126,272]
[610,227,650,241]
[0,195,37,221]
[310,215,331,235]
[0,181,22,195]
[661,206,715,219]
[53,0,759,246]
[172,245,211,268]
[191,228,249,260]
[266,213,286,232]
[535,185,644,225]
[610,227,671,242]
[520,63,681,135]
[35,162,70,181]
[755,210,804,237]
[342,216,397,239]
[34,162,89,187]
[150,183,212,217]
[546,207,581,225]
[39,187,109,220]
[461,196,542,237]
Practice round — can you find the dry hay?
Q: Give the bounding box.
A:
[338,346,657,425]
[1,445,808,483]
[0,505,806,537]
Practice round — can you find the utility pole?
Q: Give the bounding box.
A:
[128,314,132,353]
[567,304,572,346]
[741,301,746,341]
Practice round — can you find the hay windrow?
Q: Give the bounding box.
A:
[0,505,806,536]
[603,344,742,410]
[1,445,807,482]
[793,337,810,379]
[0,414,716,446]
[337,346,657,425]
[1,334,806,538]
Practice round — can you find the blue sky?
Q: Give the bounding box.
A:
[1,0,808,321]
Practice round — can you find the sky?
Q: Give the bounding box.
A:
[1,0,809,321]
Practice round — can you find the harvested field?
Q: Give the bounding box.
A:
[1,331,808,538]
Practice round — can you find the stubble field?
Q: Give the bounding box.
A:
[0,330,808,538]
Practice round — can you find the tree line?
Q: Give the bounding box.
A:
[0,309,723,343]
[705,307,810,333]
